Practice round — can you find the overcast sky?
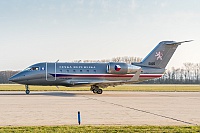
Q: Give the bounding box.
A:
[0,0,199,70]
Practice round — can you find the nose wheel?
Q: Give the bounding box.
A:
[91,86,103,94]
[25,85,30,94]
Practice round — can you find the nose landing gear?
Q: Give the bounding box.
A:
[25,85,30,94]
[90,86,103,94]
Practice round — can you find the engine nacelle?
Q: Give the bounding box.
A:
[107,62,141,74]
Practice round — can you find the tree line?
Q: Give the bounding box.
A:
[144,63,200,84]
[1,57,199,84]
[73,56,142,64]
[0,71,19,84]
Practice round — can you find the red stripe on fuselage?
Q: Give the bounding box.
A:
[55,74,163,78]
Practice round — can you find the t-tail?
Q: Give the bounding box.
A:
[132,40,193,69]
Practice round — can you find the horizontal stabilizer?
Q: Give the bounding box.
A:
[166,40,193,45]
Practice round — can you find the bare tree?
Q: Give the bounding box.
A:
[193,63,200,83]
[112,57,121,62]
[183,62,193,83]
[180,68,184,83]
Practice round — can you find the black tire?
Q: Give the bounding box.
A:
[26,90,30,94]
[93,89,98,94]
[97,89,103,94]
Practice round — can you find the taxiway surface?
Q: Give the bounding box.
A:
[0,91,199,126]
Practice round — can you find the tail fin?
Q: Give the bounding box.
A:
[132,40,193,68]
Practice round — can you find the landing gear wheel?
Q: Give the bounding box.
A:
[97,89,103,94]
[91,86,103,94]
[25,89,30,94]
[93,89,98,94]
[25,85,30,95]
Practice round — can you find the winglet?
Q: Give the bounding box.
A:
[129,68,142,82]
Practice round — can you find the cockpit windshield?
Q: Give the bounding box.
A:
[24,67,40,71]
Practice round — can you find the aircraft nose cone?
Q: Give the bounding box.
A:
[9,75,18,82]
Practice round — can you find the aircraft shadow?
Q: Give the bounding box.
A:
[0,91,76,97]
[32,91,76,97]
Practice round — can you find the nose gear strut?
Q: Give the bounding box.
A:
[25,85,30,94]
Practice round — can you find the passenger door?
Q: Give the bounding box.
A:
[46,62,57,81]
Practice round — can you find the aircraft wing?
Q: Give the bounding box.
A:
[64,69,142,88]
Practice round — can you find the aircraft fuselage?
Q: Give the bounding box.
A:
[10,62,164,87]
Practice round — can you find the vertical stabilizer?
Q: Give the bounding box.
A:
[132,40,192,68]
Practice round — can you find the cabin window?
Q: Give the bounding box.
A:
[41,67,45,70]
[73,70,76,73]
[67,70,69,73]
[80,70,83,72]
[94,70,96,73]
[87,70,89,73]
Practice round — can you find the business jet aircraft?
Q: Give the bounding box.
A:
[9,40,192,94]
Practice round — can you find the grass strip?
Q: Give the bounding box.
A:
[0,126,200,133]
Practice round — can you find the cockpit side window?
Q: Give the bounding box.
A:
[31,67,40,71]
[24,67,31,71]
[24,67,40,71]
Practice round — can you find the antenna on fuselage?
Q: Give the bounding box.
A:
[56,59,59,63]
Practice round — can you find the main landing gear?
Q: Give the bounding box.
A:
[90,85,103,94]
[25,85,30,94]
